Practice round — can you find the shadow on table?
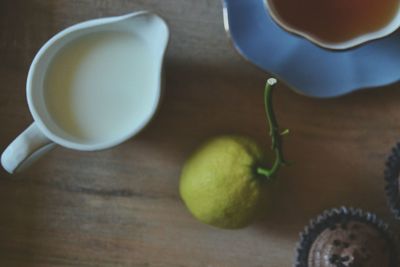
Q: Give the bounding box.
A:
[139,58,400,239]
[0,1,64,266]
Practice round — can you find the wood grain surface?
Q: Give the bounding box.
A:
[1,1,400,266]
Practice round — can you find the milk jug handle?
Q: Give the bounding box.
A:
[1,123,56,174]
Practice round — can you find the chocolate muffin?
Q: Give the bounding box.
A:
[295,207,398,267]
[385,142,400,219]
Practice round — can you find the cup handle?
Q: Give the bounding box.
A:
[1,123,56,174]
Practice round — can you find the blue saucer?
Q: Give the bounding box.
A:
[223,0,400,98]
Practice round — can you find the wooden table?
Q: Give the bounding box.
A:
[1,1,400,266]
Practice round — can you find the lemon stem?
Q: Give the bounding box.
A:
[256,78,288,179]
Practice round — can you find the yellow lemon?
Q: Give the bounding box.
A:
[179,78,288,229]
[180,135,267,229]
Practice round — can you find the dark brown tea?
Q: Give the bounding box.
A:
[267,0,400,44]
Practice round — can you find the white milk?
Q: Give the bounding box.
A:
[44,31,156,144]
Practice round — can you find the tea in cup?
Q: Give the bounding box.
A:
[265,0,400,49]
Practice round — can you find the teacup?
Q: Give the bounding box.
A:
[265,0,400,50]
[1,11,169,174]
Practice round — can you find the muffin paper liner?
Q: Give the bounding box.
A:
[385,142,400,219]
[294,207,398,267]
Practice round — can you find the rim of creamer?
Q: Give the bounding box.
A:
[26,11,169,151]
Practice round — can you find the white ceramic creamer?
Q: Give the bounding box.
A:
[1,11,169,174]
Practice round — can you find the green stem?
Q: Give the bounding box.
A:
[256,78,288,179]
